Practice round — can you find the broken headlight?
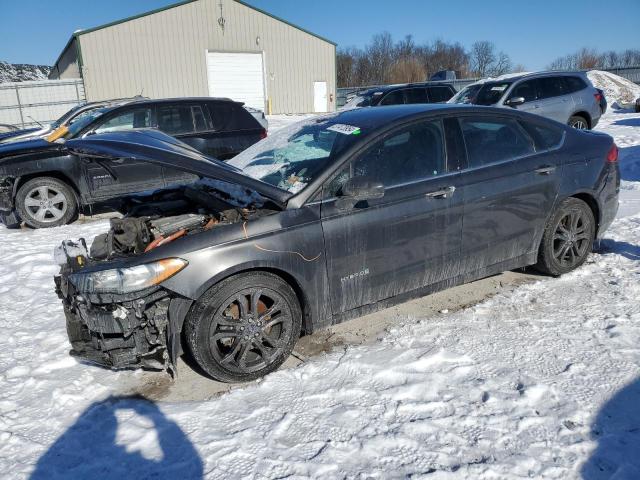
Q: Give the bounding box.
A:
[69,258,188,294]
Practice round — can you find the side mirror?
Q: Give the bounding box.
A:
[505,96,525,107]
[335,176,384,210]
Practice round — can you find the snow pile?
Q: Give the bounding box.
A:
[0,110,639,479]
[588,70,640,109]
[0,61,51,84]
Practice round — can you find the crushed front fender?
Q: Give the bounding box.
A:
[55,273,193,375]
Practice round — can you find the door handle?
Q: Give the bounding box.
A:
[535,166,556,175]
[425,186,455,199]
[112,158,125,164]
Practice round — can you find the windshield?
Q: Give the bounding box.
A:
[343,92,373,109]
[451,82,512,106]
[228,115,363,194]
[62,107,112,139]
[449,84,482,104]
[51,104,86,128]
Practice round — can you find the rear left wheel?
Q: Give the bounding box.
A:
[568,115,589,130]
[536,197,595,276]
[185,272,302,383]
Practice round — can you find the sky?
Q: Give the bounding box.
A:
[1,0,639,70]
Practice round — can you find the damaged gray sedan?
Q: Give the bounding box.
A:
[55,105,619,382]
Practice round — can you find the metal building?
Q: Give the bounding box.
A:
[49,0,336,114]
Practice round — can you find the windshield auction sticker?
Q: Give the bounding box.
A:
[328,124,361,135]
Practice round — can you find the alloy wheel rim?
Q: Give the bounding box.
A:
[552,209,591,267]
[24,186,68,223]
[208,287,293,374]
[571,119,587,130]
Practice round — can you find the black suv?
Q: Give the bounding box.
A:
[343,83,456,109]
[0,98,266,228]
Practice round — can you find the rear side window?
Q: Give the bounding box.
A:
[94,108,152,134]
[379,90,405,106]
[519,120,564,151]
[460,116,535,167]
[428,86,454,103]
[157,105,196,135]
[563,76,587,93]
[209,103,259,131]
[509,80,537,103]
[536,77,567,100]
[404,88,429,104]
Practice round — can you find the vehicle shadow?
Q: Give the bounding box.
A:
[581,379,640,479]
[30,395,203,480]
[618,145,640,182]
[596,239,640,261]
[613,118,640,128]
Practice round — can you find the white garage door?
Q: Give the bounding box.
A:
[206,52,266,111]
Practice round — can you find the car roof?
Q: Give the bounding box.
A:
[470,70,589,86]
[124,97,240,106]
[329,103,518,130]
[361,82,454,95]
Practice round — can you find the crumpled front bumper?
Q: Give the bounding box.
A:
[54,270,192,374]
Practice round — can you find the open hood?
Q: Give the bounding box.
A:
[65,129,292,207]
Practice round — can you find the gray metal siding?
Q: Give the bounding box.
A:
[77,0,336,113]
[49,38,81,80]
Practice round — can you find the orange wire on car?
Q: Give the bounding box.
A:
[242,222,321,262]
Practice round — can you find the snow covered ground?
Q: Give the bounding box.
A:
[1,109,640,479]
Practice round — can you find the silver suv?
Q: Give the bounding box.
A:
[449,71,602,129]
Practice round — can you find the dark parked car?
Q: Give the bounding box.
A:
[343,82,456,109]
[0,97,266,228]
[635,97,640,113]
[54,104,619,383]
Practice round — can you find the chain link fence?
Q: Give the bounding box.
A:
[0,79,85,128]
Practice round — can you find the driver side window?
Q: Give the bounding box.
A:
[509,80,537,103]
[325,120,445,198]
[94,108,152,134]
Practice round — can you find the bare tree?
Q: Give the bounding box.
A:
[469,41,512,77]
[389,57,426,83]
[548,48,640,71]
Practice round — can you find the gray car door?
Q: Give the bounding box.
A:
[505,79,539,115]
[457,114,562,272]
[319,118,464,314]
[533,77,573,123]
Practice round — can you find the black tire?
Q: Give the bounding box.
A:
[568,115,589,130]
[185,272,302,383]
[15,177,77,228]
[536,197,595,276]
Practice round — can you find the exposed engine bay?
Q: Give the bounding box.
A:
[57,179,276,265]
[53,179,277,374]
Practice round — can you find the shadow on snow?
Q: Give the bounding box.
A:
[30,395,203,480]
[581,379,640,479]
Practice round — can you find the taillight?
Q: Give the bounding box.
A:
[607,143,618,163]
[260,129,267,139]
[594,92,603,102]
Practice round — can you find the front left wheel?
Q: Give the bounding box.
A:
[15,177,77,228]
[185,272,302,383]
